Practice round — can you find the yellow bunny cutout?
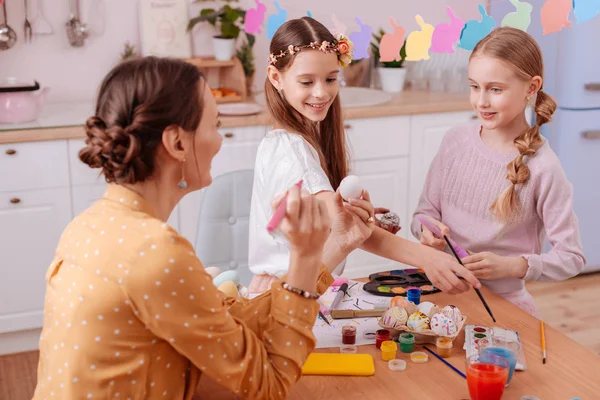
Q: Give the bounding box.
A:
[406,15,435,61]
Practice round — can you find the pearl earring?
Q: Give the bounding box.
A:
[178,158,188,190]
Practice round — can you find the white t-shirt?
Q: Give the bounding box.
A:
[248,129,334,278]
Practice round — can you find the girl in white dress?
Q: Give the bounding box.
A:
[248,17,481,294]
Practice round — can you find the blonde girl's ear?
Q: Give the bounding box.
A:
[527,75,543,100]
[267,65,284,92]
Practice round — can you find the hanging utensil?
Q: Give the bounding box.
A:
[65,0,88,47]
[31,0,53,36]
[23,0,32,43]
[0,0,17,50]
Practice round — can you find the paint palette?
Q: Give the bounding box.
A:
[362,269,441,297]
[463,325,527,370]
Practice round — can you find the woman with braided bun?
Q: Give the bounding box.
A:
[411,27,585,318]
[33,56,373,399]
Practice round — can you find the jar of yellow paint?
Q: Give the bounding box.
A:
[380,340,397,361]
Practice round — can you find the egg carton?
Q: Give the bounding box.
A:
[378,316,468,345]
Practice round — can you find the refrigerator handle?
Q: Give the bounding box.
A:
[584,83,600,92]
[581,131,600,140]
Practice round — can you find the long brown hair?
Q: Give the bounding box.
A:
[265,17,348,189]
[471,27,557,222]
[79,56,205,184]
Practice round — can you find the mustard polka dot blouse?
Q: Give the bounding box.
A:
[33,184,333,400]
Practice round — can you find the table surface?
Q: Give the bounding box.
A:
[197,284,600,400]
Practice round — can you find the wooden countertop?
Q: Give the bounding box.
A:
[0,91,473,145]
[196,284,600,400]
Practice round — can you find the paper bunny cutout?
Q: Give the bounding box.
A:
[459,5,496,50]
[379,17,406,62]
[430,7,464,54]
[573,0,600,23]
[245,0,267,34]
[540,0,572,34]
[501,0,533,31]
[405,15,435,61]
[330,13,347,36]
[349,17,373,60]
[267,0,288,39]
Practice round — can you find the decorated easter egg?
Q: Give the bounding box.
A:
[391,296,410,309]
[407,311,430,332]
[417,301,440,318]
[213,270,240,287]
[430,313,458,336]
[385,306,408,328]
[442,305,463,325]
[217,280,239,298]
[339,175,363,200]
[379,212,400,228]
[204,266,221,279]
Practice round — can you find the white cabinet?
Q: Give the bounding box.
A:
[0,188,73,333]
[0,141,70,191]
[408,111,475,240]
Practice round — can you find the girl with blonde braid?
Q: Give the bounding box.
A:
[412,27,585,317]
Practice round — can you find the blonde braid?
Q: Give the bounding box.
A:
[490,90,557,221]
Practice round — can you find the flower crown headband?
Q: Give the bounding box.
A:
[268,34,354,68]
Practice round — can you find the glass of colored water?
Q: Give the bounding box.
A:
[466,354,509,400]
[481,343,519,386]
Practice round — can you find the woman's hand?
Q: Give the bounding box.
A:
[420,217,450,251]
[271,185,331,292]
[272,185,331,258]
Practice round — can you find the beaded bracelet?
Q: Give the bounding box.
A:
[281,282,320,300]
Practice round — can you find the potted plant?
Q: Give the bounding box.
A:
[236,33,256,94]
[371,29,407,93]
[188,0,247,61]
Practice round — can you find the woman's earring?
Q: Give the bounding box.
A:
[178,158,188,190]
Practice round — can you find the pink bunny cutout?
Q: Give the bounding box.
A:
[430,7,464,54]
[245,0,267,34]
[380,17,406,62]
[540,0,572,34]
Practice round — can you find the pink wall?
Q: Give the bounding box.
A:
[0,0,485,103]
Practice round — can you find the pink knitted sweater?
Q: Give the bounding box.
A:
[411,123,586,296]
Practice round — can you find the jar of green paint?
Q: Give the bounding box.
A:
[398,332,415,353]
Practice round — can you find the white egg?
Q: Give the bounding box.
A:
[339,175,363,200]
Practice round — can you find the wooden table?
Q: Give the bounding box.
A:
[198,285,600,399]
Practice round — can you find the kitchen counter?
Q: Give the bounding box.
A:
[0,91,473,144]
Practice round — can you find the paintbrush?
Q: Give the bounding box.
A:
[267,180,303,232]
[540,320,547,364]
[423,345,466,379]
[330,309,386,319]
[443,236,496,323]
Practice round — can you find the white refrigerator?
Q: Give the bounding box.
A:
[490,3,600,273]
[543,20,600,273]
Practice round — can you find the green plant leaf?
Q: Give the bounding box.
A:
[220,20,240,38]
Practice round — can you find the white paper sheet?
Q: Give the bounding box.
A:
[313,280,392,349]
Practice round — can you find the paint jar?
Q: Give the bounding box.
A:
[375,329,391,349]
[341,325,357,345]
[407,287,422,305]
[380,340,397,361]
[398,332,415,353]
[410,351,429,364]
[436,337,453,358]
